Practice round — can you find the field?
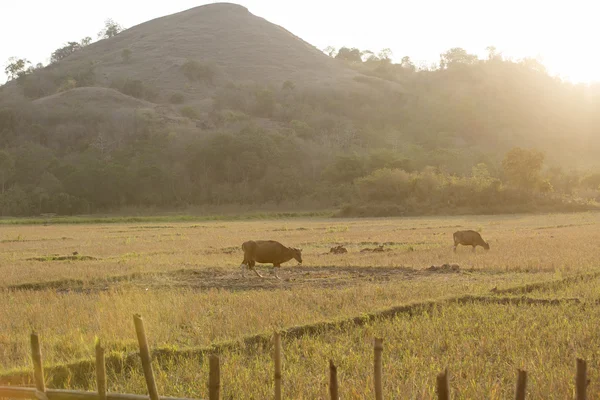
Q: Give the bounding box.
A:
[1,211,600,398]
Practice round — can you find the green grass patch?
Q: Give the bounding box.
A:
[0,211,334,226]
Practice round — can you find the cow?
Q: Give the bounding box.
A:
[240,240,303,279]
[453,230,490,253]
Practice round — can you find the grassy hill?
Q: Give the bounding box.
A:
[1,3,365,105]
[0,2,599,217]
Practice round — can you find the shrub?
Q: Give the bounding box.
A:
[65,63,96,87]
[282,80,295,91]
[355,168,412,202]
[253,89,275,117]
[121,49,132,63]
[181,60,216,84]
[57,78,77,93]
[19,74,57,99]
[290,120,315,140]
[121,79,144,98]
[112,78,158,101]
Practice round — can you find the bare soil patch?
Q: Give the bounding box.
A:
[2,264,476,294]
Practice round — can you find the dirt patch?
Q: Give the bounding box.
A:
[129,225,176,229]
[26,255,98,262]
[3,265,428,294]
[135,266,420,292]
[1,237,73,243]
[427,264,460,273]
[360,245,391,253]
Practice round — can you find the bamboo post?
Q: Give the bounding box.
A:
[133,314,160,400]
[436,368,450,400]
[515,369,527,400]
[96,341,107,400]
[374,338,383,400]
[209,354,220,400]
[329,359,338,400]
[576,358,587,400]
[30,332,46,395]
[273,332,282,400]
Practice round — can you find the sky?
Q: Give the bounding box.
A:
[2,0,599,85]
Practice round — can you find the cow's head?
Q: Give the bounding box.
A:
[483,241,490,250]
[291,247,303,264]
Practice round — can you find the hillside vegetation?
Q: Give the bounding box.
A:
[1,3,599,216]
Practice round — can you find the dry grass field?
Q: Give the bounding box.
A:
[1,211,600,397]
[102,299,599,400]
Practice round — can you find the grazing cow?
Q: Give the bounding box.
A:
[240,240,302,279]
[453,230,490,252]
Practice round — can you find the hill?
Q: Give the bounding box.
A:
[0,3,599,217]
[1,3,366,106]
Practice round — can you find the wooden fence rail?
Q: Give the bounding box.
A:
[0,315,591,400]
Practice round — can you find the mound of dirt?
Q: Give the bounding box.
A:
[329,245,348,254]
[360,245,391,253]
[427,264,460,273]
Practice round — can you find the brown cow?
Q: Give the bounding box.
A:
[240,240,303,279]
[453,230,490,253]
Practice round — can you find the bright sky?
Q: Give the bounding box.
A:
[2,0,599,85]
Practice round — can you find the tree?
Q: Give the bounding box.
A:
[254,89,275,117]
[378,48,393,62]
[519,57,547,74]
[361,50,378,62]
[50,42,81,63]
[323,46,337,57]
[335,47,363,63]
[485,45,502,61]
[323,154,366,184]
[472,163,491,180]
[400,56,415,72]
[0,150,14,194]
[98,18,124,39]
[439,47,479,69]
[4,57,32,80]
[355,168,412,202]
[501,147,545,190]
[50,37,91,63]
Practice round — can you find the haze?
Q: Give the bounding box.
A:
[2,0,599,85]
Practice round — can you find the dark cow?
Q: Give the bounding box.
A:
[240,240,303,279]
[453,230,490,252]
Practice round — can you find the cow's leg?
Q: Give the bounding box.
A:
[249,261,264,278]
[240,257,249,277]
[453,245,457,252]
[472,246,476,253]
[271,264,281,280]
